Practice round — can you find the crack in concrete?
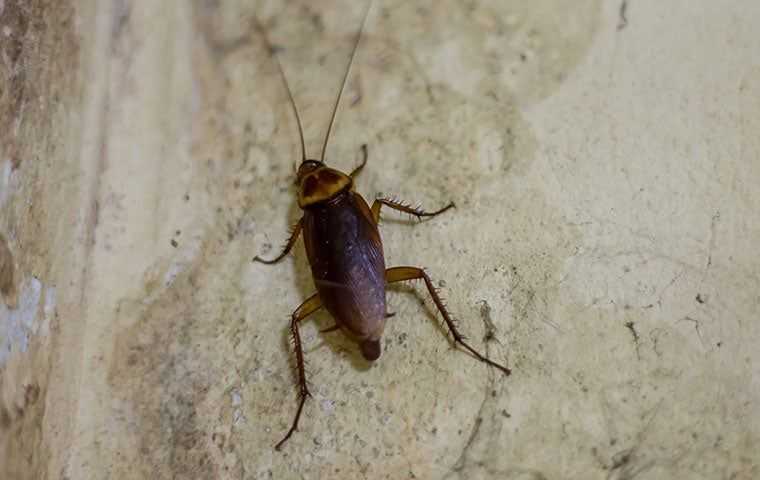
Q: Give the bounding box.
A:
[624,321,641,360]
[443,299,521,479]
[605,399,665,480]
[617,0,629,31]
[705,210,720,271]
[445,301,501,478]
[678,316,706,348]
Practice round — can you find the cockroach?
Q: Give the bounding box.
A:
[252,1,511,450]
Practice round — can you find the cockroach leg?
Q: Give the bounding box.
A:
[349,144,368,178]
[371,197,455,223]
[385,266,511,376]
[276,293,322,450]
[253,218,303,264]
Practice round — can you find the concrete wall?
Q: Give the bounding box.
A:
[1,0,758,478]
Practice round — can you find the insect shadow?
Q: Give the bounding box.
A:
[251,0,511,450]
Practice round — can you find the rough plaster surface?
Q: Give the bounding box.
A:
[1,0,759,479]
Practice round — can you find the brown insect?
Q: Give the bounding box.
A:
[252,2,511,450]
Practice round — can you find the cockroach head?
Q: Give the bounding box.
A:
[295,160,323,185]
[295,160,353,209]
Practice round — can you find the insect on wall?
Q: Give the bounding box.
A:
[251,0,511,450]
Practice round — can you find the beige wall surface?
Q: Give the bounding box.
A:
[1,0,758,479]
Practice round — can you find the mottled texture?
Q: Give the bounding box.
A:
[0,234,15,308]
[1,0,760,479]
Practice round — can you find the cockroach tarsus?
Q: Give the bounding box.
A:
[251,1,511,451]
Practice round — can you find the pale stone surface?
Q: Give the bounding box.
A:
[1,0,759,479]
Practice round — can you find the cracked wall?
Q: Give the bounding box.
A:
[1,0,759,479]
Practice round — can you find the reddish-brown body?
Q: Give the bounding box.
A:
[251,2,510,451]
[303,190,387,360]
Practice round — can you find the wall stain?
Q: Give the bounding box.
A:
[0,1,80,479]
[0,234,16,308]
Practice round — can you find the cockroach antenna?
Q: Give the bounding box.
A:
[251,13,307,167]
[320,0,374,163]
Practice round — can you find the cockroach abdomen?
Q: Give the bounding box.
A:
[360,339,381,361]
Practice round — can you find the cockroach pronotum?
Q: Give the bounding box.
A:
[252,1,511,450]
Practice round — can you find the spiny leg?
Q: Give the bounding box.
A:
[371,197,455,224]
[385,266,511,375]
[276,293,322,450]
[349,144,368,178]
[253,218,302,264]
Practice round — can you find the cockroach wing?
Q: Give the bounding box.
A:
[302,192,386,342]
